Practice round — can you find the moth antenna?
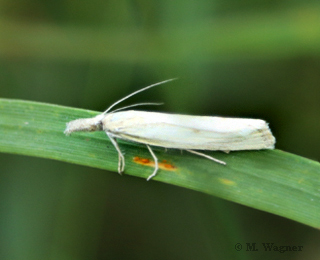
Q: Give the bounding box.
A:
[110,102,164,113]
[103,78,177,114]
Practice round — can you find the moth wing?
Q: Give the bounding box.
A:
[103,111,275,151]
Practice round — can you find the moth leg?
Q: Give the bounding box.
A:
[186,149,226,165]
[146,145,158,181]
[107,133,125,174]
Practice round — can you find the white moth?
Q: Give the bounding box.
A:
[64,79,276,181]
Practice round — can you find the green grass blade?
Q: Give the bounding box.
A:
[1,98,319,228]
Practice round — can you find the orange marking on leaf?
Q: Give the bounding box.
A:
[141,158,150,163]
[163,163,175,169]
[218,178,236,186]
[133,157,176,171]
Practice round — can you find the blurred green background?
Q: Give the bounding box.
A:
[1,0,320,259]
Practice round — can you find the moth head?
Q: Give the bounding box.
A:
[64,114,104,135]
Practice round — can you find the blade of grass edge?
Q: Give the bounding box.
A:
[0,98,319,228]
